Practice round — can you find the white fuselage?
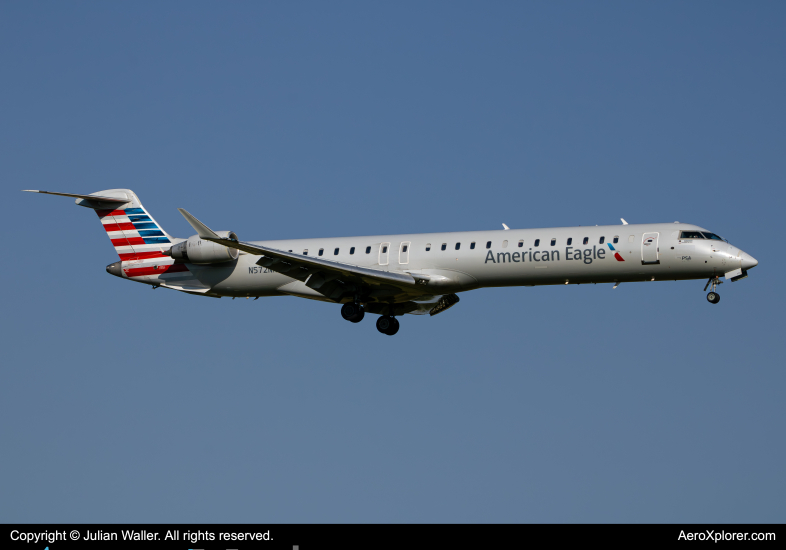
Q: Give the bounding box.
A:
[161,222,754,301]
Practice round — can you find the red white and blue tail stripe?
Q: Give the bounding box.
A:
[26,189,207,295]
[86,190,200,284]
[98,205,191,280]
[97,206,173,261]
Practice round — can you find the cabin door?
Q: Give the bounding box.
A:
[641,232,660,264]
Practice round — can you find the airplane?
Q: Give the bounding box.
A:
[24,188,758,335]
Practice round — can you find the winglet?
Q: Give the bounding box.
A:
[621,218,628,225]
[177,208,220,239]
[502,223,510,230]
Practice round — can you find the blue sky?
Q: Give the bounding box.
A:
[1,2,784,522]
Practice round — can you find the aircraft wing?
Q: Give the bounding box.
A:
[177,209,430,303]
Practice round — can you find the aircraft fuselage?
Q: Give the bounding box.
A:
[140,222,756,300]
[25,188,759,336]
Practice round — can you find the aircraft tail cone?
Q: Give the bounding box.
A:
[106,261,123,278]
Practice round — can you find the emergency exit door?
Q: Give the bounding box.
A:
[398,241,411,265]
[378,242,390,265]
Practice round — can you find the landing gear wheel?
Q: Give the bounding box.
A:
[376,315,399,335]
[341,303,357,320]
[704,276,722,301]
[341,303,365,323]
[376,315,391,333]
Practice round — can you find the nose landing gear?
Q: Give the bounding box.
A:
[376,315,400,336]
[704,276,722,304]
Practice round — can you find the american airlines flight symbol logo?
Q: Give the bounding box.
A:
[608,243,625,261]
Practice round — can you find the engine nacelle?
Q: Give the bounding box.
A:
[165,231,239,264]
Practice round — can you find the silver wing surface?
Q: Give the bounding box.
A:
[177,209,436,310]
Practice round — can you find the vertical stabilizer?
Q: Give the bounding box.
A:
[84,189,175,261]
[25,189,210,292]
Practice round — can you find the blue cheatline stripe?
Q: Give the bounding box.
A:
[128,215,151,222]
[138,230,165,237]
[133,222,158,229]
[143,237,170,244]
[125,208,145,214]
[608,243,616,251]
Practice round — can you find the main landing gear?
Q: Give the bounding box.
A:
[376,315,400,336]
[341,302,365,323]
[340,302,400,335]
[704,276,722,304]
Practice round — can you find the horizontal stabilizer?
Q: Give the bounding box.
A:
[23,190,129,203]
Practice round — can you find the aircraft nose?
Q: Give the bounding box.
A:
[740,252,758,271]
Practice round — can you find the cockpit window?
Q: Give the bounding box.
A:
[701,232,725,241]
[679,231,705,239]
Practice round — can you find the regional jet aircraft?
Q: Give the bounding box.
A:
[25,189,758,335]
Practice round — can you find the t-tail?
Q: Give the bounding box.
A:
[23,189,175,261]
[23,188,204,287]
[24,189,216,295]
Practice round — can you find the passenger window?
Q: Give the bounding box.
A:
[583,237,589,245]
[350,247,355,254]
[502,240,508,248]
[613,236,619,244]
[550,238,556,246]
[628,235,634,243]
[486,241,492,249]
[534,239,540,247]
[470,242,475,249]
[518,240,524,247]
[441,243,447,251]
[567,238,572,245]
[402,245,407,253]
[303,249,308,255]
[425,243,431,251]
[382,246,388,253]
[365,246,371,254]
[599,236,605,244]
[318,248,324,256]
[455,243,460,250]
[288,250,292,252]
[334,248,339,255]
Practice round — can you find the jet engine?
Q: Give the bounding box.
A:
[164,231,239,264]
